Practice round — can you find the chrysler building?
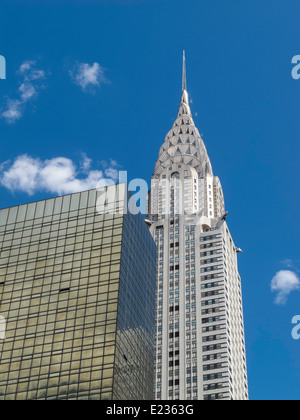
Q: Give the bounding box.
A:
[147,52,249,400]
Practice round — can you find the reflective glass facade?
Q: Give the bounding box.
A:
[0,184,156,400]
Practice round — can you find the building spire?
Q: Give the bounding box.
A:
[182,50,187,92]
[180,50,190,108]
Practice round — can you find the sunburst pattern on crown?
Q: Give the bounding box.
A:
[153,58,213,179]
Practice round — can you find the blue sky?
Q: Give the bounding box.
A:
[1,0,300,400]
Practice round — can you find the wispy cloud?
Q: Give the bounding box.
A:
[1,60,47,124]
[69,61,109,92]
[80,152,92,173]
[0,154,119,196]
[1,100,23,124]
[271,270,300,305]
[280,259,294,269]
[19,83,36,102]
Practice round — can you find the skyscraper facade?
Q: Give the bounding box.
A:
[0,184,156,400]
[148,54,249,401]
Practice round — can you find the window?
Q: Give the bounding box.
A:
[171,172,180,179]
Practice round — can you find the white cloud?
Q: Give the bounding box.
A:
[1,60,47,124]
[271,270,300,305]
[69,62,108,91]
[280,259,294,268]
[0,155,40,195]
[1,100,23,124]
[80,152,92,173]
[104,167,119,181]
[100,159,121,181]
[0,154,119,196]
[18,60,36,74]
[19,83,37,101]
[18,60,46,81]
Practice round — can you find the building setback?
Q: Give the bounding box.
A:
[148,53,249,400]
[0,184,156,400]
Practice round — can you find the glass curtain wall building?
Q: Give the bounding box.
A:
[0,184,156,400]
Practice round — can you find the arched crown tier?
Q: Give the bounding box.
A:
[153,52,213,179]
